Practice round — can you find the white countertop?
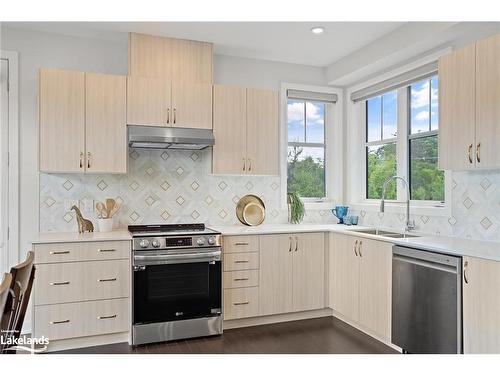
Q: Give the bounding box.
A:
[32,230,132,244]
[393,235,500,262]
[211,223,370,236]
[32,224,500,262]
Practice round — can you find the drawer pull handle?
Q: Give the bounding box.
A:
[234,260,249,263]
[97,314,117,320]
[233,301,249,306]
[233,277,249,281]
[98,249,116,252]
[50,281,70,286]
[234,242,249,246]
[50,319,70,325]
[50,251,70,255]
[98,278,117,282]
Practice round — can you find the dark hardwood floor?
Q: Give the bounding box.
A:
[56,316,397,354]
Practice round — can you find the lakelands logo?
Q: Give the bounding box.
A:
[1,330,49,353]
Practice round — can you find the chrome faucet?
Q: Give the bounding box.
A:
[380,175,415,232]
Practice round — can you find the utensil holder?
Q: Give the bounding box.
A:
[98,218,113,232]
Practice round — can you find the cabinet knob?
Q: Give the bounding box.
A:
[248,158,252,172]
[353,240,358,256]
[167,108,170,125]
[79,152,84,169]
[468,144,473,164]
[87,152,92,168]
[476,143,481,163]
[464,260,469,284]
[242,158,246,171]
[173,108,176,124]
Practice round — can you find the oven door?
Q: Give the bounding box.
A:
[133,248,222,325]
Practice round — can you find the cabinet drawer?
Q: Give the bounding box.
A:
[224,287,259,320]
[34,298,129,341]
[34,241,130,264]
[34,259,130,305]
[224,252,259,271]
[223,236,259,253]
[224,270,259,289]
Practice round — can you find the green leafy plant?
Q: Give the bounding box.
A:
[287,192,305,224]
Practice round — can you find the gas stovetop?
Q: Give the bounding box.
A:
[128,223,221,251]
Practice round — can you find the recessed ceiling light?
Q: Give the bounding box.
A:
[311,26,325,35]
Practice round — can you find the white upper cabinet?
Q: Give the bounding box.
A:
[439,33,500,170]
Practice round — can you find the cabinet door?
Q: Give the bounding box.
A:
[259,234,293,315]
[475,34,500,169]
[39,69,85,173]
[246,88,279,175]
[128,32,173,78]
[126,76,171,127]
[358,238,392,340]
[212,85,247,174]
[330,234,360,322]
[438,44,476,170]
[463,256,500,353]
[171,81,212,129]
[171,38,213,84]
[85,73,127,174]
[292,233,325,312]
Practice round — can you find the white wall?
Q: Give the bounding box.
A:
[0,25,327,262]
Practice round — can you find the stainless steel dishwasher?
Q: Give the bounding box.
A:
[392,246,462,354]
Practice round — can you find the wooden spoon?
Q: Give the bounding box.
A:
[96,202,107,219]
[105,199,116,218]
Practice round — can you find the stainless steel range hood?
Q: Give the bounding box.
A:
[128,125,215,150]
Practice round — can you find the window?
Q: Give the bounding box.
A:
[409,76,444,201]
[363,75,444,203]
[287,99,326,198]
[365,91,397,199]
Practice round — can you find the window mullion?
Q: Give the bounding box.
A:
[397,88,409,202]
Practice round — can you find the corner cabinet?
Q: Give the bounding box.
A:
[463,256,500,353]
[259,233,325,316]
[213,85,279,175]
[330,233,392,341]
[39,69,127,174]
[126,76,212,129]
[439,33,500,170]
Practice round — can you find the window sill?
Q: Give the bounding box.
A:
[303,200,336,211]
[349,200,450,217]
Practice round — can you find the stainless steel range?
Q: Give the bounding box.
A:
[130,223,222,346]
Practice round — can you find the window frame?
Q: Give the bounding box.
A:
[364,91,398,200]
[280,83,343,210]
[346,77,451,217]
[287,99,327,200]
[407,75,443,202]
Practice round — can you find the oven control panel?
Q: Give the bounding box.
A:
[133,235,221,250]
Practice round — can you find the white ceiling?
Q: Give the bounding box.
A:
[3,21,405,67]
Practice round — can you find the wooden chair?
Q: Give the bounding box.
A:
[0,272,13,322]
[0,251,35,354]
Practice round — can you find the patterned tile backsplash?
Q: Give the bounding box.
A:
[40,150,500,241]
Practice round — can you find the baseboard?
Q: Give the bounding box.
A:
[330,309,402,352]
[223,308,333,330]
[44,332,130,353]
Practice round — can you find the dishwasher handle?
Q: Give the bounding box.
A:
[393,254,459,274]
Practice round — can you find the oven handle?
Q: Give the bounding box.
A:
[134,250,221,265]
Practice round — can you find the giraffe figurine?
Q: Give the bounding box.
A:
[71,205,94,233]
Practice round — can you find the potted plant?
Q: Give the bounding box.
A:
[287,192,305,224]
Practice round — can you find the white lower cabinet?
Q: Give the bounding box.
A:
[32,240,131,348]
[330,233,392,341]
[463,256,500,353]
[259,233,325,316]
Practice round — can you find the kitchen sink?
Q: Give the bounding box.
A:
[347,228,419,239]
